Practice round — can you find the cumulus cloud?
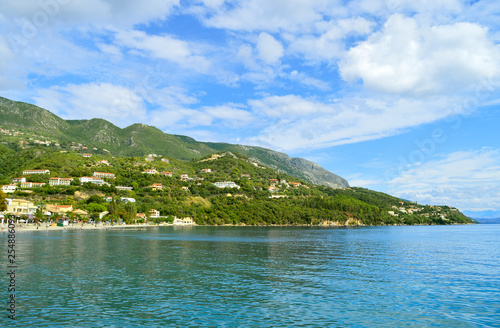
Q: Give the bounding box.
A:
[386,148,500,211]
[340,14,500,95]
[256,33,284,64]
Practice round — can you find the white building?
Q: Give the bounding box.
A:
[173,217,194,225]
[120,197,136,203]
[23,169,50,175]
[12,177,26,183]
[93,172,116,179]
[20,182,45,188]
[149,209,160,218]
[1,185,17,193]
[116,186,133,191]
[80,177,105,185]
[214,181,240,189]
[5,199,37,216]
[49,178,73,186]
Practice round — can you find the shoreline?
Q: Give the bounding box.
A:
[0,222,191,232]
[0,221,477,232]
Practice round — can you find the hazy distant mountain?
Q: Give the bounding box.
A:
[462,210,500,224]
[463,210,500,219]
[0,96,349,188]
[472,218,500,224]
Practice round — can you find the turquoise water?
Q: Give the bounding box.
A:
[2,225,499,327]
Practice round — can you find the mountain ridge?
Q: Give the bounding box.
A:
[0,96,349,188]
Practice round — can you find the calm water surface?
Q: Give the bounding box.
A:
[1,225,499,327]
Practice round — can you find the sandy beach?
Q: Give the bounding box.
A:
[0,222,174,232]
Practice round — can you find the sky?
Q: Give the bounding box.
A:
[0,0,499,214]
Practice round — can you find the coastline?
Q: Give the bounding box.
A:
[0,222,187,232]
[0,221,477,232]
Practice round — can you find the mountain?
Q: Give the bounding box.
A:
[473,218,500,224]
[463,210,500,219]
[0,96,348,188]
[0,142,473,226]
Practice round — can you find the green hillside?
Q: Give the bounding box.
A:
[0,96,348,188]
[0,140,474,226]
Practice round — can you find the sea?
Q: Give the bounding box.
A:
[1,224,499,327]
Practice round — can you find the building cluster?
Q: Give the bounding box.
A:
[2,169,119,192]
[267,179,308,192]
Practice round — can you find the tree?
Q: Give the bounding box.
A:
[34,209,44,223]
[0,190,7,212]
[124,202,137,224]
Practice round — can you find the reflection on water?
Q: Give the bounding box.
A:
[1,225,499,327]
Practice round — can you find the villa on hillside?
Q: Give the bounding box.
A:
[142,169,158,174]
[82,153,92,158]
[161,171,173,177]
[200,169,211,173]
[150,183,163,191]
[97,160,110,165]
[93,172,116,179]
[23,169,50,175]
[49,178,74,186]
[20,182,46,188]
[12,177,26,183]
[214,181,240,189]
[1,185,17,193]
[80,176,106,185]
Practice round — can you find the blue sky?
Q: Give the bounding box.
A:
[1,0,499,213]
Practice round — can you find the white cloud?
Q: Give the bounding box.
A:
[256,32,284,64]
[289,17,374,62]
[0,0,179,28]
[246,94,464,151]
[33,83,147,127]
[114,30,211,73]
[340,14,500,95]
[386,149,500,211]
[202,0,333,33]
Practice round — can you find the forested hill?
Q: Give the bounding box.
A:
[0,138,474,226]
[0,96,348,189]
